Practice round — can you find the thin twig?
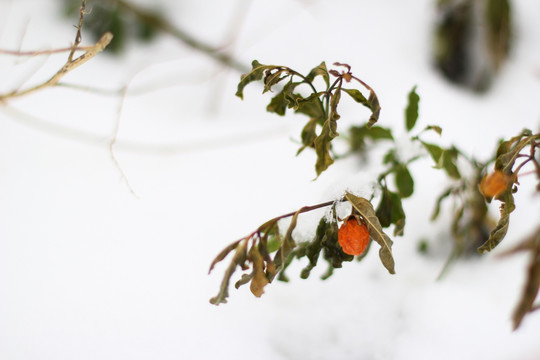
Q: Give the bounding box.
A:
[68,0,87,62]
[0,45,99,56]
[0,32,113,101]
[110,85,139,197]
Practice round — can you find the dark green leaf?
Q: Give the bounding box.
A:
[405,86,420,131]
[346,192,395,274]
[300,217,327,279]
[383,149,398,165]
[375,187,406,236]
[321,219,353,270]
[395,164,414,198]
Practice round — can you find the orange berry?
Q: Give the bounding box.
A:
[479,170,509,198]
[338,216,370,256]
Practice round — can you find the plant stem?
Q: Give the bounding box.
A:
[116,0,249,73]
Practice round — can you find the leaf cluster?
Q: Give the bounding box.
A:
[236,61,381,176]
[477,130,540,254]
[209,193,395,305]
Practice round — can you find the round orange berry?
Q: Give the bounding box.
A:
[479,170,509,198]
[338,216,370,256]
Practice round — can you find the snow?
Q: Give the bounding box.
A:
[1,0,540,359]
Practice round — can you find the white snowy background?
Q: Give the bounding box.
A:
[1,0,540,359]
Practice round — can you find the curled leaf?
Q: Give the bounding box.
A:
[248,245,270,297]
[236,60,273,99]
[209,240,248,305]
[305,61,330,87]
[478,200,515,254]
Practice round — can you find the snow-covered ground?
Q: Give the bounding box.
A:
[1,1,539,359]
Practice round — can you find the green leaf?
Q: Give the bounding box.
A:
[366,126,394,141]
[395,164,414,198]
[305,62,329,87]
[294,92,326,121]
[421,142,461,179]
[383,149,398,165]
[348,125,393,153]
[300,217,327,279]
[342,88,380,127]
[236,60,273,99]
[342,88,368,104]
[375,187,406,236]
[422,141,443,164]
[405,86,420,131]
[345,192,395,274]
[314,117,337,176]
[297,118,318,155]
[266,88,287,115]
[440,149,461,179]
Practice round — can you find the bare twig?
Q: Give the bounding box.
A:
[109,84,139,197]
[0,32,113,101]
[68,0,87,62]
[0,45,98,57]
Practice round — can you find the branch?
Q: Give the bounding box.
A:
[115,0,249,73]
[0,32,113,101]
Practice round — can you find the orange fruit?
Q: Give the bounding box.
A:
[338,216,370,256]
[479,170,509,198]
